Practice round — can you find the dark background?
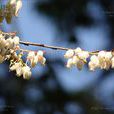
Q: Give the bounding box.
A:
[0,0,114,114]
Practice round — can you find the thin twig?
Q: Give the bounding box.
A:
[19,41,101,55]
[19,41,71,51]
[0,31,106,54]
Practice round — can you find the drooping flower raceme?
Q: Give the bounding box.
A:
[64,49,114,71]
[0,34,19,59]
[10,61,23,77]
[64,47,89,70]
[0,31,46,79]
[27,50,46,67]
[98,51,112,70]
[92,51,114,71]
[10,62,32,79]
[10,0,22,16]
[88,51,113,71]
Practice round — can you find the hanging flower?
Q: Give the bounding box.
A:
[15,0,22,16]
[22,65,31,79]
[98,51,112,69]
[66,58,73,68]
[10,0,17,5]
[88,55,100,71]
[10,61,23,77]
[64,47,89,70]
[64,49,74,58]
[111,57,114,68]
[27,50,46,67]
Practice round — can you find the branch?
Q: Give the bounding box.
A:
[1,0,114,80]
[1,31,114,80]
[19,41,71,51]
[19,41,101,56]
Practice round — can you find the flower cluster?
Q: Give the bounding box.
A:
[64,48,89,70]
[0,32,19,62]
[89,51,114,71]
[0,0,22,24]
[9,50,46,79]
[10,0,22,16]
[27,51,46,67]
[0,31,46,79]
[64,49,114,71]
[10,61,31,79]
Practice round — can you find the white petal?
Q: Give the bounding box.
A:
[37,50,44,56]
[13,36,20,45]
[74,47,82,54]
[64,49,74,58]
[10,0,16,5]
[111,57,114,68]
[66,58,73,68]
[15,0,22,16]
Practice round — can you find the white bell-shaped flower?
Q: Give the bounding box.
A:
[64,49,74,58]
[89,55,99,71]
[22,65,31,79]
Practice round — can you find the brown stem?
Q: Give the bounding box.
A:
[19,41,100,55]
[19,41,71,51]
[0,31,104,54]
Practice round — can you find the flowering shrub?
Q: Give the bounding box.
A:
[0,0,114,79]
